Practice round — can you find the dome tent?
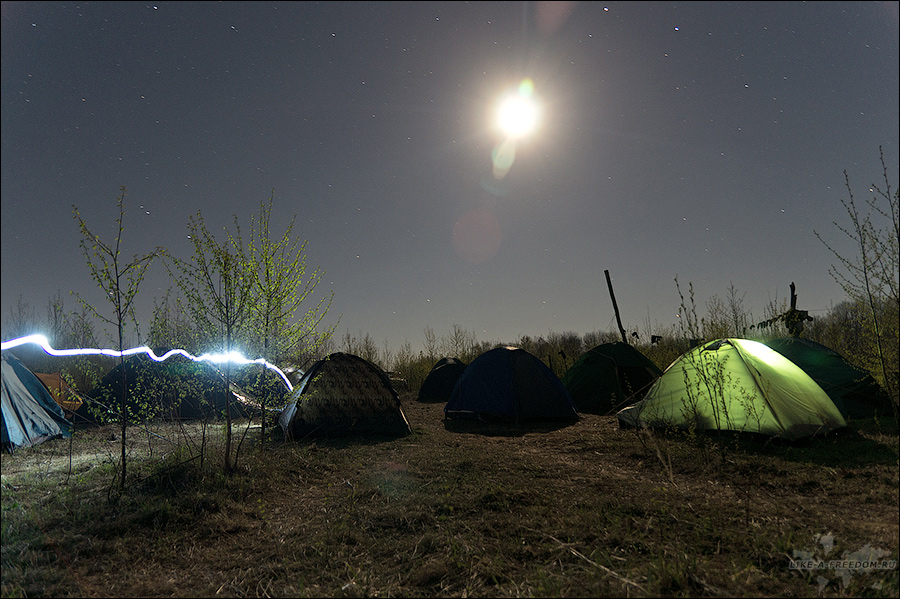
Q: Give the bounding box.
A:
[762,337,894,420]
[444,346,578,424]
[34,371,84,413]
[417,357,467,403]
[2,353,72,451]
[84,352,257,423]
[561,342,662,414]
[617,338,846,440]
[278,352,411,440]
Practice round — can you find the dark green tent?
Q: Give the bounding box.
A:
[418,357,467,403]
[84,353,257,423]
[561,342,662,414]
[762,337,893,420]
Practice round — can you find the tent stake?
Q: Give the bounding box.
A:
[605,270,628,344]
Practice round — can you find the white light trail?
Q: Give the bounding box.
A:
[1,334,293,391]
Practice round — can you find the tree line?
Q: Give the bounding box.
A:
[2,148,897,486]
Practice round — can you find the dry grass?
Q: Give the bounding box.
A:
[2,396,898,598]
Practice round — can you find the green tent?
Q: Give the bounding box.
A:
[561,342,662,414]
[84,353,260,423]
[617,338,846,440]
[762,337,893,420]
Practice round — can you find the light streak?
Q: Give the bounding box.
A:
[1,334,293,391]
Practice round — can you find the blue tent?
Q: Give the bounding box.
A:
[1,353,72,451]
[418,357,467,403]
[445,346,578,424]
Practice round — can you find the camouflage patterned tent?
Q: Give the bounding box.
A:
[83,353,258,423]
[278,353,411,440]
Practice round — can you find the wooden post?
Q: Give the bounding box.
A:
[785,281,811,337]
[605,270,628,345]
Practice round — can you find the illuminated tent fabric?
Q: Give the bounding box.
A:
[34,372,84,413]
[85,353,257,423]
[561,342,663,414]
[417,357,467,403]
[762,337,893,420]
[278,353,411,440]
[444,346,578,424]
[617,338,846,440]
[1,353,72,451]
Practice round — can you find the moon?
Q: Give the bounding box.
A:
[494,78,541,140]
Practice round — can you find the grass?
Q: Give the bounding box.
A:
[1,397,898,598]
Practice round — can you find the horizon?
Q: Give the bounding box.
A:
[3,2,898,356]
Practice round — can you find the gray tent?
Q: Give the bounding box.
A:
[2,353,72,451]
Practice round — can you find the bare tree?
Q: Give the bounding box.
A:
[2,295,37,340]
[815,147,899,419]
[704,283,752,340]
[673,277,702,345]
[422,326,439,361]
[444,324,477,360]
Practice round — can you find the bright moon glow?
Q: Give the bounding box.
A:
[495,78,541,139]
[1,334,294,391]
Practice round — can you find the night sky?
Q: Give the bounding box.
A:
[2,1,898,353]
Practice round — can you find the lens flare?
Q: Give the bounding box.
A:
[491,139,517,179]
[1,334,293,391]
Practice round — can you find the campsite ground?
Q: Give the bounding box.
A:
[2,396,898,598]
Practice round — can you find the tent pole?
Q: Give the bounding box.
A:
[605,270,628,344]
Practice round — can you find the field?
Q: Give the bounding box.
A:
[2,396,898,598]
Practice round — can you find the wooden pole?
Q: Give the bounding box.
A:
[605,270,628,344]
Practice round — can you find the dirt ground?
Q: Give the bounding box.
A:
[2,396,898,597]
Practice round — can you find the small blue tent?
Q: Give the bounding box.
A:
[418,357,467,403]
[2,353,72,451]
[444,346,578,424]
